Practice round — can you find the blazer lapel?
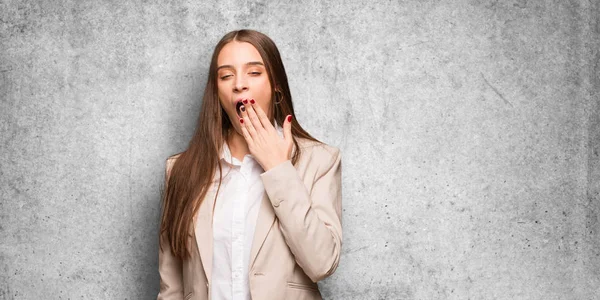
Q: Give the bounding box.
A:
[194,186,218,283]
[249,192,276,270]
[249,142,298,269]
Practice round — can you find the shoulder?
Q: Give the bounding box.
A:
[295,137,341,163]
[165,152,183,174]
[167,153,182,162]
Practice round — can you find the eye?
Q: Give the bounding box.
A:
[250,72,261,75]
[220,75,232,80]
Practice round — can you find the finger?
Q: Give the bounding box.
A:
[284,114,293,143]
[245,99,265,133]
[239,117,252,142]
[250,98,274,131]
[240,103,258,139]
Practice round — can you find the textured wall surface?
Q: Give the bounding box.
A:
[1,0,599,299]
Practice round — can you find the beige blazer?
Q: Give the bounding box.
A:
[157,138,342,300]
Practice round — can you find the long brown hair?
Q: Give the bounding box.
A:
[160,29,321,260]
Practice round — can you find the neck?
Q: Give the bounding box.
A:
[226,128,249,162]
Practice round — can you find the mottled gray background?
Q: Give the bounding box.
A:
[1,0,599,299]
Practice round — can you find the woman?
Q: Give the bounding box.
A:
[158,29,342,300]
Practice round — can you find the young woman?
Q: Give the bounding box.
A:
[158,29,342,300]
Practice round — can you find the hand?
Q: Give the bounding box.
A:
[239,98,293,171]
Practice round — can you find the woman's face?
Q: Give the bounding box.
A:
[217,41,273,135]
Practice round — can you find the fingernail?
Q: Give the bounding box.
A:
[243,99,248,104]
[250,99,255,104]
[287,115,292,122]
[239,118,244,124]
[241,106,245,112]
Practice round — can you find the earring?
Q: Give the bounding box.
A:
[274,90,283,104]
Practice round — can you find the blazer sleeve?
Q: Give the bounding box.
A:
[157,157,184,300]
[260,146,342,282]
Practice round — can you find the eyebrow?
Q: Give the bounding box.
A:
[216,61,264,72]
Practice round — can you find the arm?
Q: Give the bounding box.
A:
[157,157,184,300]
[260,147,342,282]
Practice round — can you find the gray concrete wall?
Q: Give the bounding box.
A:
[1,0,598,299]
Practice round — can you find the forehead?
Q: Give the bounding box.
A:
[217,41,264,66]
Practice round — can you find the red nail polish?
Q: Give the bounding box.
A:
[250,99,255,104]
[240,118,244,124]
[243,99,248,104]
[287,115,292,122]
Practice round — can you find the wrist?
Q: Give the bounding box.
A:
[264,158,289,172]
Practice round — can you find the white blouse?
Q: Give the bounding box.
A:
[209,121,284,300]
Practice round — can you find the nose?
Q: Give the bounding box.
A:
[233,75,248,93]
